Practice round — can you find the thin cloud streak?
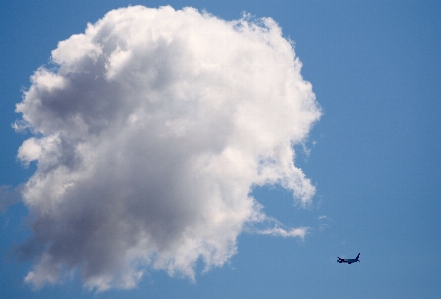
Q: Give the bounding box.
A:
[256,226,309,239]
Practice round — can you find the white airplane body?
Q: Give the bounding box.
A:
[337,253,360,264]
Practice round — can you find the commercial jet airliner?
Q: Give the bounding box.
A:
[337,253,360,264]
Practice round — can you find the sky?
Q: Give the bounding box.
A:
[0,1,440,298]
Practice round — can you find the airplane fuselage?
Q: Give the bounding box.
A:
[338,258,358,264]
[337,253,360,264]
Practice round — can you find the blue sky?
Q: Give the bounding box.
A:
[1,1,440,298]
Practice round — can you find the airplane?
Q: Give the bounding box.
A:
[337,253,360,264]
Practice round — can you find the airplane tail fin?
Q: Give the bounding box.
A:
[356,253,360,261]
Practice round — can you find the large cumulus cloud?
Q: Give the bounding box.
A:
[15,6,321,291]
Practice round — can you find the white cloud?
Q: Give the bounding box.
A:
[256,226,309,239]
[15,5,321,291]
[17,138,42,167]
